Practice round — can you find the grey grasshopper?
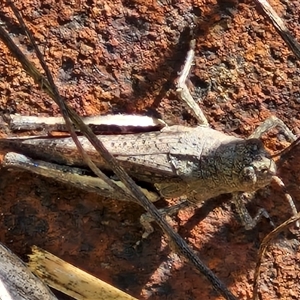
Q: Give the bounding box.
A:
[0,39,298,231]
[0,113,297,231]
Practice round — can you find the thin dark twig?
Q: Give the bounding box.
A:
[272,136,300,165]
[254,0,300,60]
[252,213,300,300]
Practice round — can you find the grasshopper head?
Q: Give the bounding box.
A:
[237,139,276,191]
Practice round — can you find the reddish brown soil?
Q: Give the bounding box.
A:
[0,0,300,299]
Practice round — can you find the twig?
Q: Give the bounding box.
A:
[254,0,300,60]
[274,136,300,164]
[28,245,138,300]
[0,242,58,300]
[252,212,300,300]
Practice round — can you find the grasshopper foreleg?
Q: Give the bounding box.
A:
[249,115,297,141]
[232,192,275,230]
[248,115,299,225]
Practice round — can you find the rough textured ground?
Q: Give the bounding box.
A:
[0,0,300,299]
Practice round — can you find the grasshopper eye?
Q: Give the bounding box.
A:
[260,167,269,174]
[241,166,257,184]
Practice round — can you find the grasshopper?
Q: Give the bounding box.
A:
[0,38,298,232]
[0,115,297,231]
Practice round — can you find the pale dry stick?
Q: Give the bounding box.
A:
[254,0,300,60]
[0,4,238,300]
[252,212,300,300]
[0,243,58,300]
[28,245,138,300]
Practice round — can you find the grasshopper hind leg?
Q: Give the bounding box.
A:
[176,39,209,126]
